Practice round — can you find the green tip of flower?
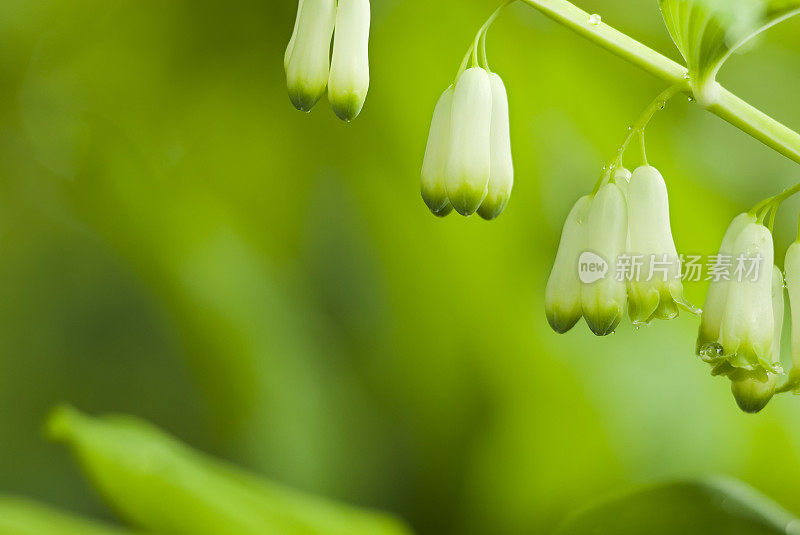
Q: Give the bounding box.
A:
[431,202,453,218]
[585,309,623,337]
[476,197,510,221]
[730,371,777,414]
[447,185,486,217]
[330,92,366,122]
[288,89,323,113]
[421,188,449,217]
[627,288,660,325]
[546,307,581,334]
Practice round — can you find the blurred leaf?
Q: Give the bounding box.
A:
[555,477,800,535]
[0,495,140,535]
[46,406,413,535]
[659,0,800,103]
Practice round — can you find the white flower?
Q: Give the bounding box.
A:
[581,183,628,336]
[697,212,756,357]
[445,67,493,216]
[285,0,337,112]
[477,73,513,220]
[720,222,778,373]
[284,0,305,73]
[785,242,800,385]
[771,266,784,360]
[421,86,455,216]
[328,0,370,122]
[545,195,592,333]
[729,264,783,413]
[626,166,696,325]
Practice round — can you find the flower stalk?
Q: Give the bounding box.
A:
[518,0,800,166]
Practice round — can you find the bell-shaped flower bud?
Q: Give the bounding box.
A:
[626,166,696,325]
[445,67,492,216]
[285,0,337,112]
[421,86,454,216]
[771,266,784,360]
[477,73,513,221]
[697,212,756,357]
[545,195,592,333]
[328,0,370,121]
[729,368,777,414]
[284,0,305,73]
[730,266,785,413]
[581,183,628,336]
[784,242,800,386]
[721,222,779,373]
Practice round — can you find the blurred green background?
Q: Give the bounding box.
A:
[2,0,800,533]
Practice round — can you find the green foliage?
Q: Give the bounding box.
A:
[659,0,800,103]
[46,406,412,535]
[1,1,800,534]
[0,496,140,535]
[555,477,799,535]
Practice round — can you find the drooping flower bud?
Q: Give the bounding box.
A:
[731,264,781,414]
[284,0,305,73]
[328,0,370,121]
[721,222,778,373]
[421,86,454,216]
[445,67,492,216]
[626,166,696,325]
[784,242,800,386]
[545,195,592,333]
[581,183,628,336]
[285,0,337,112]
[725,267,781,413]
[697,212,756,357]
[477,73,513,221]
[771,265,784,360]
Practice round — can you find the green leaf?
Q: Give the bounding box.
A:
[45,406,413,535]
[659,0,800,105]
[555,477,800,535]
[0,495,141,535]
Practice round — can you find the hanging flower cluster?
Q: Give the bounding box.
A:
[541,81,800,413]
[420,5,514,220]
[284,0,370,121]
[696,215,781,412]
[281,0,800,413]
[421,68,513,219]
[546,165,698,336]
[694,201,800,413]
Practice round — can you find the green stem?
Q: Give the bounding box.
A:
[457,0,515,79]
[518,0,800,166]
[593,84,683,193]
[749,180,800,228]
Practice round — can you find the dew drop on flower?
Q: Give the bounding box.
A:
[699,342,724,362]
[683,72,691,80]
[588,13,601,25]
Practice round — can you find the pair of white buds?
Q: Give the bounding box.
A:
[420,67,514,220]
[545,166,696,336]
[284,0,370,121]
[698,214,794,412]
